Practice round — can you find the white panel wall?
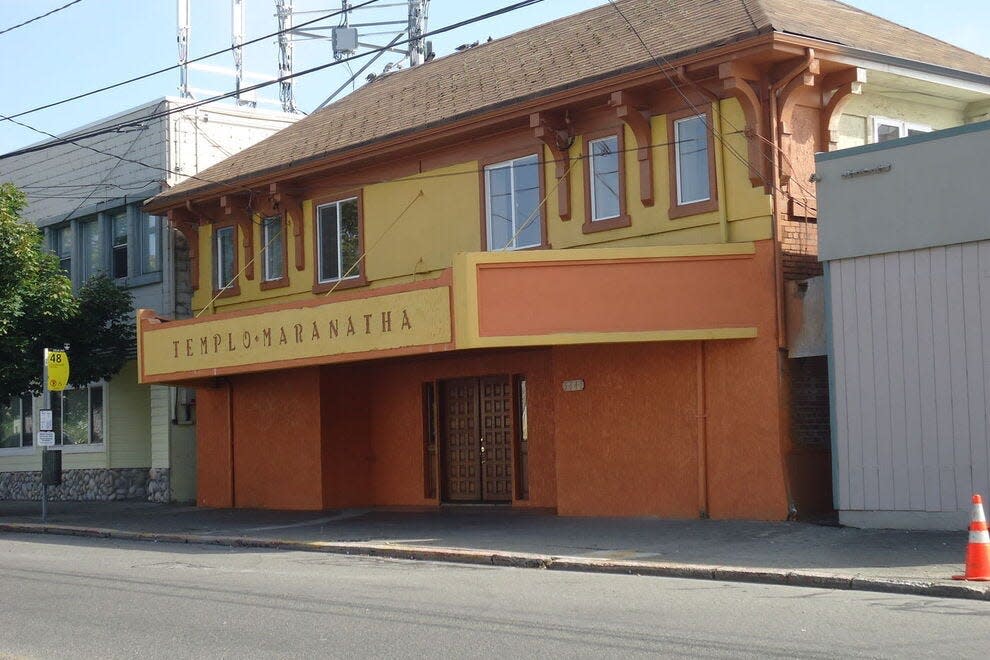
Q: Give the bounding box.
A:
[830,240,990,526]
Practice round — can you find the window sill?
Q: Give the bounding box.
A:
[126,271,163,288]
[582,214,631,234]
[668,199,718,220]
[260,275,290,291]
[213,283,241,299]
[312,275,367,295]
[0,446,36,456]
[53,444,106,454]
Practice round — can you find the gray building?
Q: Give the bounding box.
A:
[0,98,297,502]
[816,121,990,529]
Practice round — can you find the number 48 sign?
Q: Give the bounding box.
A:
[46,349,70,392]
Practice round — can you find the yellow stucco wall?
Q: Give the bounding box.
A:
[191,97,772,316]
[836,91,965,150]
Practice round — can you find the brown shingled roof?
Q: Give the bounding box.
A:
[148,0,990,208]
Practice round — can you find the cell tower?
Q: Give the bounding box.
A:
[278,0,432,111]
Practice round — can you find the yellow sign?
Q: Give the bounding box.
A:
[141,287,452,379]
[47,350,70,392]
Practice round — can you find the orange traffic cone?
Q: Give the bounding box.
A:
[953,494,990,581]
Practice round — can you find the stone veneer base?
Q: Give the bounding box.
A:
[0,468,171,502]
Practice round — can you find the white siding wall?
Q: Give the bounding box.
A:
[830,240,990,525]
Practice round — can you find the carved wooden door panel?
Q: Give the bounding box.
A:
[479,376,514,503]
[441,378,481,502]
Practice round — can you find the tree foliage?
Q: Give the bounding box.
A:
[0,183,134,401]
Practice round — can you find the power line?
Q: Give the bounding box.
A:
[0,0,83,37]
[0,0,547,161]
[0,0,379,124]
[15,134,733,205]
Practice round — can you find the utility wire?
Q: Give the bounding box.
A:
[14,134,726,205]
[0,0,378,124]
[0,0,547,160]
[0,0,83,37]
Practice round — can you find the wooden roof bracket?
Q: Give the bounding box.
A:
[169,205,200,291]
[776,50,820,138]
[530,111,573,220]
[609,90,654,207]
[220,194,254,281]
[718,61,767,187]
[821,68,866,151]
[268,182,306,271]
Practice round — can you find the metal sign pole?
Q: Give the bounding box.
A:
[41,348,49,523]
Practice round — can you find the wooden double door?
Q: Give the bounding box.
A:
[440,376,514,503]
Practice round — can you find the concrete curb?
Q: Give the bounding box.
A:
[3,522,988,602]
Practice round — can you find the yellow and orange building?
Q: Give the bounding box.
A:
[139,0,990,517]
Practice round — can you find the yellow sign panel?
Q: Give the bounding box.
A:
[142,287,452,378]
[47,350,70,392]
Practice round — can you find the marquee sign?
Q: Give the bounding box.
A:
[140,286,451,381]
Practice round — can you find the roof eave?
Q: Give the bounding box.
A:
[774,32,990,93]
[144,30,782,215]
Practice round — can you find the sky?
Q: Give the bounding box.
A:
[0,0,988,155]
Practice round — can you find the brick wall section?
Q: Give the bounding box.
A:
[780,215,822,281]
[788,356,831,447]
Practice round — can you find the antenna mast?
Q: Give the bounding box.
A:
[275,0,298,113]
[177,0,191,98]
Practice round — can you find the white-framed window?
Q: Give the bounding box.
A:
[51,384,104,445]
[317,198,360,283]
[0,395,33,449]
[589,136,621,221]
[111,212,128,279]
[51,225,72,276]
[484,154,541,251]
[215,225,236,291]
[141,214,161,274]
[80,217,103,281]
[261,216,285,282]
[674,114,711,205]
[871,116,931,144]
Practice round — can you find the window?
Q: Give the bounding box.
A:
[317,197,361,284]
[484,154,542,251]
[261,216,285,283]
[0,395,33,449]
[111,212,128,279]
[142,215,161,274]
[582,130,630,233]
[80,218,103,281]
[872,116,931,143]
[51,384,104,445]
[589,136,621,221]
[674,115,711,204]
[214,225,237,292]
[668,107,717,219]
[52,225,72,275]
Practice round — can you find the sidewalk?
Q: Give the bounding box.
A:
[1,501,987,601]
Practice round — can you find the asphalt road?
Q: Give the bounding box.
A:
[0,534,987,659]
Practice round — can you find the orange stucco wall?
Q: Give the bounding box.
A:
[230,368,324,510]
[196,384,233,508]
[549,342,700,517]
[191,240,789,519]
[320,363,373,509]
[477,252,765,337]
